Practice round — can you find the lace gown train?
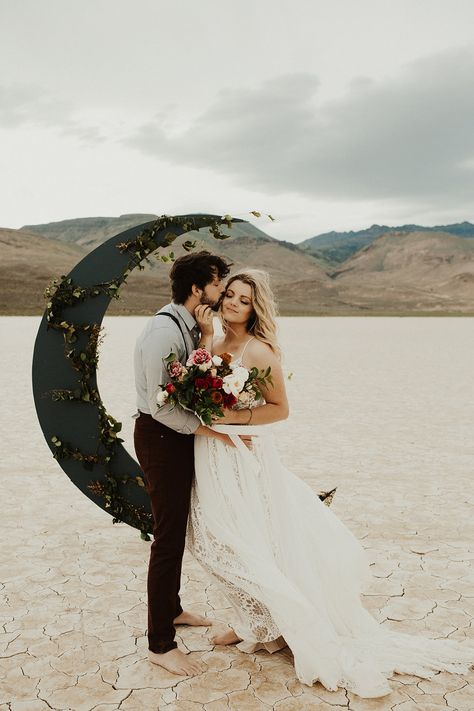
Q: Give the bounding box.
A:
[186,421,474,698]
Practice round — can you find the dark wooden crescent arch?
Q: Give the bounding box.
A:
[32,214,243,531]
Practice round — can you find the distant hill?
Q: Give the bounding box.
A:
[21,214,159,251]
[5,217,330,315]
[0,228,87,314]
[300,221,474,265]
[20,213,281,252]
[2,217,473,315]
[331,231,474,313]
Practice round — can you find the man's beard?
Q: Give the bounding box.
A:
[200,293,224,312]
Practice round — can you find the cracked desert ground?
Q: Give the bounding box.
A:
[1,316,473,711]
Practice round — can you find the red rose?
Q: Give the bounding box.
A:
[197,375,211,390]
[211,391,223,404]
[212,377,223,388]
[223,393,237,408]
[165,383,175,394]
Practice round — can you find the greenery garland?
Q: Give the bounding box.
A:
[45,214,233,539]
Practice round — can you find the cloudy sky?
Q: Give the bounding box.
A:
[1,0,474,242]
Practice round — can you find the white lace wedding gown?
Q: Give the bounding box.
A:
[186,361,474,698]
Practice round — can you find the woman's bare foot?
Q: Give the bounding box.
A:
[173,611,209,626]
[210,627,242,646]
[148,648,204,676]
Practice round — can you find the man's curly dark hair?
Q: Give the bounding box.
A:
[169,250,231,303]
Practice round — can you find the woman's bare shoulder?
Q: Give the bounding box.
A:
[245,338,278,366]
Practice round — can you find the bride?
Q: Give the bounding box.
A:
[188,269,474,698]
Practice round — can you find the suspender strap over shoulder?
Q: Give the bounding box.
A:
[155,311,189,359]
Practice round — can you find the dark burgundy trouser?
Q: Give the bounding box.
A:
[133,412,195,653]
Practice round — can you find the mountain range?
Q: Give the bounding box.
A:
[300,221,474,265]
[0,215,473,315]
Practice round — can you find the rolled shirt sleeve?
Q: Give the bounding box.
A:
[135,322,201,434]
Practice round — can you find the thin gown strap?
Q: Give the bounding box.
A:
[237,337,255,363]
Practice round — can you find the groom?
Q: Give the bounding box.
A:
[133,250,230,676]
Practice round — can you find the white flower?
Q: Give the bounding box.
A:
[222,376,241,397]
[212,355,223,366]
[198,360,213,372]
[232,366,249,382]
[222,367,249,397]
[156,389,169,406]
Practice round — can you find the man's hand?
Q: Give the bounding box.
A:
[194,304,214,337]
[219,433,254,450]
[239,435,253,450]
[195,426,254,450]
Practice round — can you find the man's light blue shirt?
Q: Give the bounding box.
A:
[134,302,201,434]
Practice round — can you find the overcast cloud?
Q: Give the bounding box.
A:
[1,0,474,239]
[0,84,103,142]
[127,48,474,209]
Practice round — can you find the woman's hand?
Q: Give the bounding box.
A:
[194,304,214,338]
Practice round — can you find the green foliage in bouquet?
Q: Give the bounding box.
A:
[157,349,274,426]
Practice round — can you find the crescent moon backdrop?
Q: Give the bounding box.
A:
[32,214,243,531]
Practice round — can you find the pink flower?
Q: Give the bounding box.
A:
[169,360,186,379]
[186,348,212,371]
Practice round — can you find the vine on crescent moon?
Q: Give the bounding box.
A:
[33,214,237,539]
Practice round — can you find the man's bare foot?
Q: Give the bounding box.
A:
[148,648,204,676]
[173,611,209,626]
[210,627,242,646]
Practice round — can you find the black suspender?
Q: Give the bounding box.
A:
[155,311,190,359]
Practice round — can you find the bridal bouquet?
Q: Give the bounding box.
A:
[156,348,273,426]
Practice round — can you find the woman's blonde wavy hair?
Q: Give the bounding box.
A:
[222,269,281,358]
